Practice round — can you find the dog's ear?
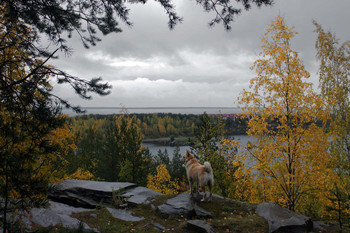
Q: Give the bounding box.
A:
[186,150,190,156]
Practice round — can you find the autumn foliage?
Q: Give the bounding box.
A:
[147,164,181,195]
[2,6,350,230]
[232,16,350,221]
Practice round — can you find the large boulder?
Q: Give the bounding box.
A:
[49,180,162,208]
[256,203,313,233]
[49,179,136,207]
[12,201,98,231]
[158,193,211,218]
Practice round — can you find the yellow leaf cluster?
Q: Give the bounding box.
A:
[147,164,180,195]
[64,168,94,181]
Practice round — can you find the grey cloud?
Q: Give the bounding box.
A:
[49,0,350,109]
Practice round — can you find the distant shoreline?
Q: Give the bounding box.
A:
[143,136,191,146]
[63,107,242,116]
[81,106,239,109]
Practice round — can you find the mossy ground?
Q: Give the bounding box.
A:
[6,194,350,232]
[30,194,269,233]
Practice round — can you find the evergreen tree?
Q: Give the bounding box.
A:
[169,147,186,181]
[189,113,224,160]
[0,13,65,231]
[96,120,121,181]
[154,149,171,168]
[95,115,151,185]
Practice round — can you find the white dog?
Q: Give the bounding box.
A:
[181,150,214,202]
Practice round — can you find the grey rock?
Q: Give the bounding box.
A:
[187,219,215,233]
[106,207,145,221]
[158,193,211,218]
[194,203,212,217]
[49,179,136,207]
[13,201,97,231]
[158,193,194,217]
[152,222,168,231]
[256,203,313,233]
[122,186,163,205]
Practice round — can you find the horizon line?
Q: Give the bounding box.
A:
[80,106,240,109]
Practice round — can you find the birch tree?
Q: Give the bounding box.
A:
[239,16,332,212]
[314,21,350,224]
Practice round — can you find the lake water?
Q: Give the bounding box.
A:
[143,134,250,159]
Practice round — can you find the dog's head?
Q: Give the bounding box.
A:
[181,150,194,163]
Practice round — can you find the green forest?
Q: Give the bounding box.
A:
[69,113,248,139]
[63,112,234,185]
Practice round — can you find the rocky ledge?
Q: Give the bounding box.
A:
[3,179,332,232]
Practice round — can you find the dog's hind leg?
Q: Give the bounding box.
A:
[208,181,213,202]
[189,178,193,196]
[201,185,206,202]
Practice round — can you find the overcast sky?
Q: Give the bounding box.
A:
[50,0,350,111]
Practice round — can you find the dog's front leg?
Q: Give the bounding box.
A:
[196,183,199,196]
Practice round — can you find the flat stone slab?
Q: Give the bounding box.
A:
[187,220,215,233]
[122,186,163,205]
[107,207,145,221]
[54,179,136,194]
[158,193,211,218]
[49,180,137,207]
[13,201,97,231]
[256,203,313,233]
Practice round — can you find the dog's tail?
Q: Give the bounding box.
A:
[204,161,214,187]
[204,161,212,173]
